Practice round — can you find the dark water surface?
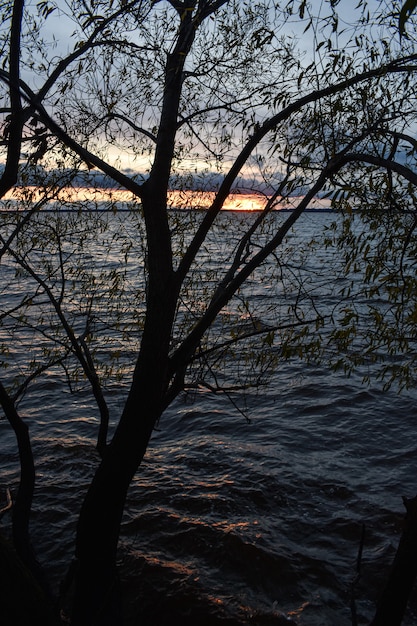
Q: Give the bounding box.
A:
[1,211,417,625]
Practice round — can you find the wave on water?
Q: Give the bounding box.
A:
[1,212,417,624]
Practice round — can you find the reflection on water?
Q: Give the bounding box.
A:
[0,211,417,625]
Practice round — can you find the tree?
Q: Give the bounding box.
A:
[1,1,417,624]
[400,0,417,35]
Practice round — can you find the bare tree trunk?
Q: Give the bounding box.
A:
[69,385,167,624]
[0,382,51,598]
[0,0,24,198]
[370,495,417,626]
[69,8,199,623]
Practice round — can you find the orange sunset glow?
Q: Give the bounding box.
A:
[1,186,331,211]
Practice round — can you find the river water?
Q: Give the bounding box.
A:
[1,209,417,625]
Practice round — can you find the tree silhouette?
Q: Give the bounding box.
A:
[1,1,417,623]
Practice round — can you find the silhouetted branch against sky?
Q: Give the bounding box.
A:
[1,0,412,187]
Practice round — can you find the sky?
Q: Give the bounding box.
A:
[1,0,407,190]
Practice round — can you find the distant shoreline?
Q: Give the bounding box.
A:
[0,206,334,214]
[0,187,333,212]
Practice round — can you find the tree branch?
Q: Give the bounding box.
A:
[0,0,25,198]
[36,0,151,103]
[106,112,157,143]
[0,69,146,198]
[176,54,417,283]
[6,246,110,454]
[170,165,334,375]
[0,379,45,589]
[339,153,417,185]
